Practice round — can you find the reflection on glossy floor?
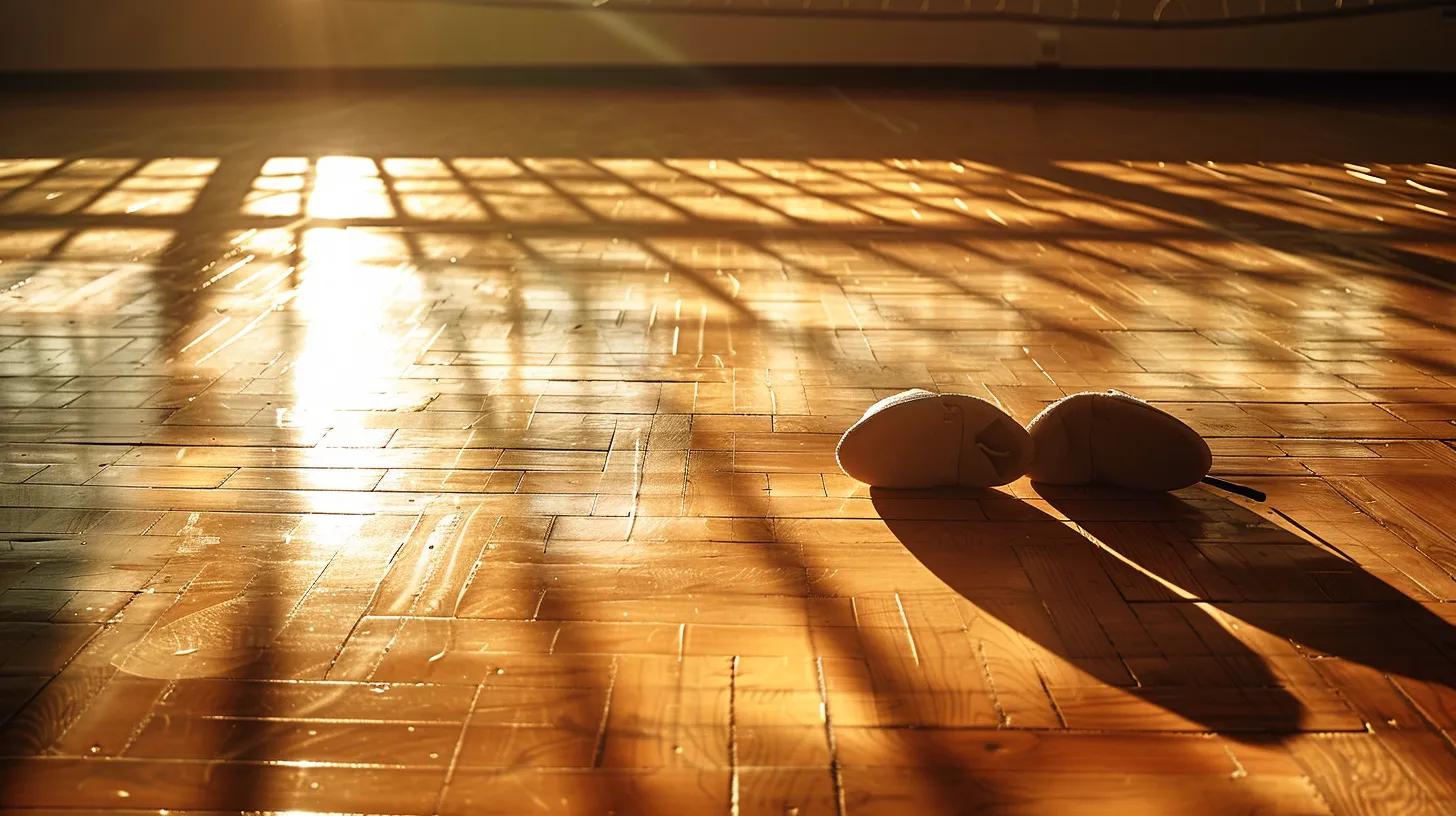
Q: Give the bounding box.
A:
[0,81,1454,814]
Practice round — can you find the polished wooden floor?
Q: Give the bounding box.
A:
[0,78,1453,814]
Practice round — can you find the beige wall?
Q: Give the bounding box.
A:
[0,0,1451,72]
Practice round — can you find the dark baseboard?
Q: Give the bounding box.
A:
[0,64,1450,99]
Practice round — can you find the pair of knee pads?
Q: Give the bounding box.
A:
[836,389,1212,491]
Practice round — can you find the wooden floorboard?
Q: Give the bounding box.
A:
[0,81,1453,814]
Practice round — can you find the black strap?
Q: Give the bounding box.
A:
[1201,476,1266,502]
